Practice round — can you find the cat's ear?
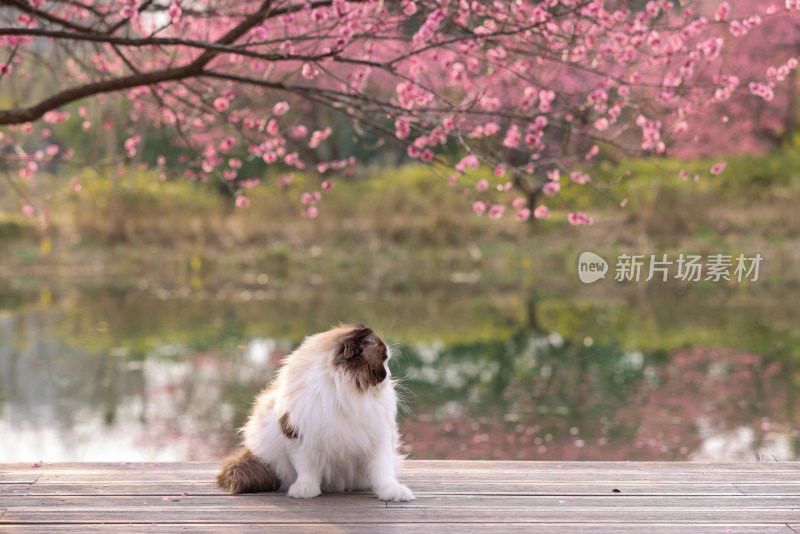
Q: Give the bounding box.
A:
[342,338,362,360]
[340,326,372,359]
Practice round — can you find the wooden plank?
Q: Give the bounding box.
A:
[402,461,800,473]
[8,480,800,497]
[16,461,800,474]
[3,508,800,524]
[0,524,794,534]
[405,481,800,495]
[31,470,798,484]
[0,472,40,485]
[1,461,798,533]
[0,482,781,496]
[3,494,800,509]
[2,492,799,524]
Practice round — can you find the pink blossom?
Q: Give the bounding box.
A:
[235,196,250,208]
[395,119,411,140]
[291,125,308,138]
[278,173,294,187]
[472,201,486,215]
[516,208,531,221]
[421,149,434,162]
[533,206,550,219]
[512,197,526,209]
[570,172,591,185]
[749,82,775,101]
[714,2,730,22]
[284,152,300,166]
[567,212,594,226]
[403,1,417,16]
[475,179,489,192]
[302,63,319,79]
[228,158,242,169]
[543,182,560,196]
[494,167,505,177]
[219,136,235,153]
[538,90,555,112]
[273,102,290,115]
[321,180,332,190]
[213,98,229,112]
[547,169,560,182]
[710,161,727,175]
[301,192,317,205]
[167,3,182,21]
[487,204,505,219]
[483,122,500,136]
[22,204,34,217]
[456,154,480,172]
[309,127,332,148]
[502,124,521,148]
[302,206,319,219]
[251,26,268,41]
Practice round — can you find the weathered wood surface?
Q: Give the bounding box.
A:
[1,461,798,533]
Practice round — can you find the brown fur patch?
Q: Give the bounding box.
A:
[333,325,389,392]
[216,447,281,494]
[279,412,299,439]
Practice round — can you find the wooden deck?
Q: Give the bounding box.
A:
[1,461,798,533]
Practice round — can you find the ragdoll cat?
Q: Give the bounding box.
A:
[217,323,414,502]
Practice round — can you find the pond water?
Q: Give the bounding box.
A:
[1,274,798,463]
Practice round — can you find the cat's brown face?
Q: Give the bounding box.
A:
[332,324,389,392]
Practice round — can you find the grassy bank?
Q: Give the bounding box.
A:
[1,151,800,294]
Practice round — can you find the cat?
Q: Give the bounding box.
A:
[216,323,414,502]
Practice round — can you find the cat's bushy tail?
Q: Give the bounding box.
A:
[216,447,281,494]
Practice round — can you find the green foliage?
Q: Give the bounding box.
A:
[0,214,33,240]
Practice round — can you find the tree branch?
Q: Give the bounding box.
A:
[0,0,275,125]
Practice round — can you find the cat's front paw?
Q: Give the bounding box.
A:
[375,482,414,502]
[288,481,322,499]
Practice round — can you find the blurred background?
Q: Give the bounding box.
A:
[2,148,799,463]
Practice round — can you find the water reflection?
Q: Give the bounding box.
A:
[0,284,798,462]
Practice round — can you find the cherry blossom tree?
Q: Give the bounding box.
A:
[1,0,798,225]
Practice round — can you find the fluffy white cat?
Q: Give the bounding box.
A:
[217,323,414,502]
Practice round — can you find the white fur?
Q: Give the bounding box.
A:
[242,328,414,501]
